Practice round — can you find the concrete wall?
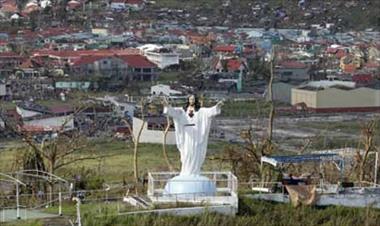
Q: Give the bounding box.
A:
[271,82,294,104]
[291,88,317,108]
[133,117,176,145]
[291,87,380,109]
[145,52,179,69]
[316,87,380,108]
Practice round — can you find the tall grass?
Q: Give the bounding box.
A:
[80,198,380,226]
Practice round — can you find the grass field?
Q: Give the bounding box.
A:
[5,197,380,226]
[0,139,230,182]
[221,100,271,118]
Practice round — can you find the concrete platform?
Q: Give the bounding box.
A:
[0,209,58,222]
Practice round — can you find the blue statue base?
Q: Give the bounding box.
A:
[164,175,216,198]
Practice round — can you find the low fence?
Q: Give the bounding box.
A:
[147,171,238,209]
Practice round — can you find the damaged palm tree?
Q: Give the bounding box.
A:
[354,120,378,185]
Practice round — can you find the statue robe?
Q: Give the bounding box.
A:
[164,105,221,175]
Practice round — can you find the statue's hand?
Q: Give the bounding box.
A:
[216,100,224,108]
[161,96,169,107]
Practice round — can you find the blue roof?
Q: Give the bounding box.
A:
[261,153,343,167]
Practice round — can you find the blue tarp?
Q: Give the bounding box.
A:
[261,154,344,168]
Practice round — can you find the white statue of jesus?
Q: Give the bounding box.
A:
[163,95,223,176]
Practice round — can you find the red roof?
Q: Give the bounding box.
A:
[20,58,34,68]
[71,55,110,66]
[352,74,373,83]
[120,55,157,68]
[21,124,63,132]
[33,49,140,59]
[0,52,22,58]
[214,45,235,53]
[227,59,242,71]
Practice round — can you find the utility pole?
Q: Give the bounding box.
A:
[72,197,81,226]
[16,174,20,219]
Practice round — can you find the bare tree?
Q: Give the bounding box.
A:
[266,46,276,143]
[355,120,377,184]
[122,98,146,185]
[0,104,112,202]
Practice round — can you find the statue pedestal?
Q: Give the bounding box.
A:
[164,174,216,198]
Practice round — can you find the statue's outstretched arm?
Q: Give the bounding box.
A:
[161,97,182,118]
[205,100,223,117]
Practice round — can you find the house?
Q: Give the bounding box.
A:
[70,56,129,81]
[133,116,176,145]
[120,55,158,81]
[291,80,380,113]
[138,44,179,69]
[276,61,309,81]
[340,55,362,73]
[14,102,75,133]
[0,52,24,76]
[212,57,247,73]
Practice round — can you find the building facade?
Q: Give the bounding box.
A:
[291,86,380,112]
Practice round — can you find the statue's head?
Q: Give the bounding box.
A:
[184,94,201,112]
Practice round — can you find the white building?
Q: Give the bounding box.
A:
[151,84,182,97]
[138,44,179,69]
[133,116,176,145]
